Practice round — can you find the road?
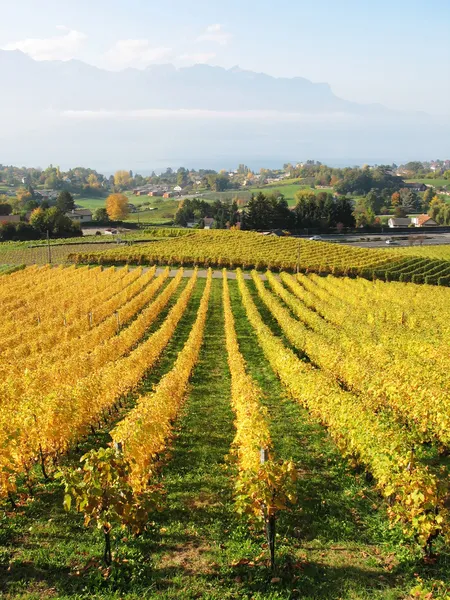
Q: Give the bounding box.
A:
[297,232,450,249]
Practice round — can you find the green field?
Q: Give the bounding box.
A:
[124,194,180,224]
[74,196,107,211]
[75,194,179,224]
[405,178,449,189]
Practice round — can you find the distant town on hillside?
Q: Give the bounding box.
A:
[1,159,450,240]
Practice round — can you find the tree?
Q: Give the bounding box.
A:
[0,203,12,216]
[270,195,295,230]
[429,197,446,223]
[206,173,229,192]
[394,206,408,218]
[404,161,424,175]
[363,190,383,214]
[334,197,355,227]
[44,172,59,190]
[16,187,32,204]
[24,199,39,212]
[94,207,110,222]
[176,168,189,188]
[56,190,75,213]
[243,193,274,230]
[29,207,81,237]
[114,170,132,189]
[422,187,436,212]
[354,206,375,227]
[106,193,130,221]
[87,173,100,188]
[335,167,404,195]
[399,188,420,212]
[391,192,401,207]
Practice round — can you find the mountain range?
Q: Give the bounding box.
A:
[0,50,448,170]
[0,49,391,114]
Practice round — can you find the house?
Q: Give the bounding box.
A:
[173,185,182,193]
[65,209,93,223]
[148,190,163,197]
[388,217,412,228]
[203,217,215,230]
[411,214,438,227]
[163,192,175,198]
[0,215,20,224]
[404,183,428,192]
[35,190,58,202]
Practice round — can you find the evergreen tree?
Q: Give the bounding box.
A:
[56,190,75,213]
[243,193,273,230]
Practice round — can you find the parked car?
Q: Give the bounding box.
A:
[385,239,399,245]
[309,235,322,241]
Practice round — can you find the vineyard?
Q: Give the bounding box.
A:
[0,229,190,267]
[69,230,450,287]
[2,265,450,599]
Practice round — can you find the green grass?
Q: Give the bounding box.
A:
[127,203,179,225]
[74,196,107,211]
[123,193,179,224]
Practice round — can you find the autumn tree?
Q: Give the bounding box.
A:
[391,191,401,207]
[422,187,437,211]
[114,170,132,189]
[87,173,100,188]
[106,193,130,221]
[16,187,33,204]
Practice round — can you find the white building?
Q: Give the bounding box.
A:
[388,217,412,228]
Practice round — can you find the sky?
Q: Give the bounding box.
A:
[1,0,450,115]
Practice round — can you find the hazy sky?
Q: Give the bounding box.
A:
[1,0,449,115]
